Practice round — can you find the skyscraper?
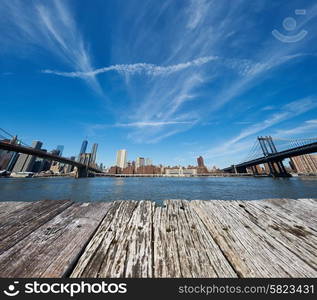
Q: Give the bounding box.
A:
[91,143,98,163]
[116,149,127,169]
[197,156,208,174]
[77,140,88,162]
[0,136,19,170]
[56,145,64,156]
[197,156,205,168]
[12,140,43,172]
[79,140,88,155]
[136,157,145,169]
[290,154,317,173]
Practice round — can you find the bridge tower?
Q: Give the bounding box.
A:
[75,166,88,178]
[257,136,290,177]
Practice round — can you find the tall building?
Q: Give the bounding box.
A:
[197,156,208,174]
[12,141,43,172]
[136,157,145,169]
[6,152,19,171]
[56,145,64,156]
[77,140,88,162]
[145,158,152,166]
[116,149,127,169]
[290,154,317,174]
[0,139,12,170]
[197,156,206,168]
[65,156,76,173]
[79,153,92,166]
[91,143,98,163]
[79,140,88,155]
[32,150,47,173]
[0,137,19,170]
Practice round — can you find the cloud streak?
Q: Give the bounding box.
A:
[0,0,101,93]
[274,120,317,137]
[115,121,196,128]
[42,56,218,78]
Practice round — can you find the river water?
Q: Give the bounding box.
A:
[1,176,317,205]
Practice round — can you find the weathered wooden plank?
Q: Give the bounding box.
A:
[153,204,182,277]
[71,201,149,278]
[0,198,315,278]
[122,200,154,277]
[0,202,31,218]
[153,200,237,278]
[262,198,317,228]
[237,200,317,270]
[0,200,73,254]
[190,200,317,277]
[0,202,112,278]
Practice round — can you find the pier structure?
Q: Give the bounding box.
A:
[0,198,316,278]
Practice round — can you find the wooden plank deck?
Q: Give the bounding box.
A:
[0,199,316,278]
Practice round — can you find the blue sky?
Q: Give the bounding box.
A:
[1,0,317,168]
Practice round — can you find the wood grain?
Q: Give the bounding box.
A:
[0,200,72,254]
[0,198,316,278]
[0,202,111,277]
[190,200,317,277]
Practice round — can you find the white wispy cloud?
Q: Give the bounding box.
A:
[42,56,218,78]
[209,53,316,112]
[186,0,211,30]
[274,120,317,137]
[114,0,317,144]
[261,105,275,111]
[0,0,100,93]
[115,121,195,128]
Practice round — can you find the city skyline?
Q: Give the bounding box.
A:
[1,0,317,168]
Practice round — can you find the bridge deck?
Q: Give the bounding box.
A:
[0,199,316,278]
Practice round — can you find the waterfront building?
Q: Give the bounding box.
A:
[290,154,317,174]
[12,140,42,172]
[0,137,19,170]
[145,158,152,166]
[108,166,121,174]
[136,157,145,169]
[122,165,135,174]
[6,152,19,171]
[50,163,63,174]
[79,153,92,166]
[91,143,98,163]
[210,166,221,173]
[197,156,205,168]
[48,149,62,170]
[65,156,76,173]
[165,167,197,176]
[32,149,48,173]
[116,149,127,169]
[135,165,161,174]
[197,156,208,174]
[247,164,264,175]
[0,139,13,170]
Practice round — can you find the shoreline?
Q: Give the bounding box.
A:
[1,173,317,179]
